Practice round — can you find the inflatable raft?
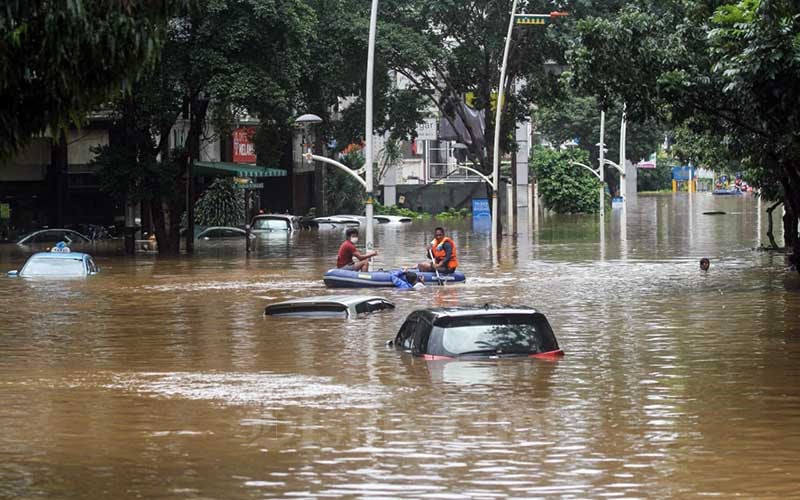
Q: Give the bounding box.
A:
[324,268,466,288]
[712,188,743,195]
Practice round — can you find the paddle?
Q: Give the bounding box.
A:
[429,248,445,286]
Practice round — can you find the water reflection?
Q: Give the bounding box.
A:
[1,194,799,499]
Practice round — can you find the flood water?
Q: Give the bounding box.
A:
[1,193,800,499]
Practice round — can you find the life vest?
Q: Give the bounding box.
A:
[431,236,459,269]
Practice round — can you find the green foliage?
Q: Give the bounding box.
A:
[324,150,366,215]
[375,0,571,175]
[436,207,471,220]
[531,146,603,214]
[567,0,800,224]
[0,0,186,158]
[193,179,245,227]
[374,202,428,219]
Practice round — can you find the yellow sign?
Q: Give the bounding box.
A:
[515,17,546,25]
[464,91,504,112]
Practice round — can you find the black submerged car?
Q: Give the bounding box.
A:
[388,306,563,360]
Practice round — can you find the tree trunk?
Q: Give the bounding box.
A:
[150,197,181,255]
[766,201,782,249]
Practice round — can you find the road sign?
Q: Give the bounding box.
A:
[234,182,264,189]
[472,198,490,218]
[415,118,438,141]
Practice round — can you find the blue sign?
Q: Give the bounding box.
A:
[472,198,490,218]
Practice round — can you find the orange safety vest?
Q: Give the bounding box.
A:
[431,236,459,269]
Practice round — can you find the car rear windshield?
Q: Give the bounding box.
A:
[22,258,85,277]
[264,303,348,318]
[254,218,289,230]
[435,314,558,356]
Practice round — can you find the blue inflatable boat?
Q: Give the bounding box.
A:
[324,268,466,288]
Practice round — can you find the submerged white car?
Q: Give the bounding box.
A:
[8,246,99,278]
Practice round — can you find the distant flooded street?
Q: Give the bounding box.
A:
[2,193,800,498]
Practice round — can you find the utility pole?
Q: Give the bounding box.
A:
[598,110,606,223]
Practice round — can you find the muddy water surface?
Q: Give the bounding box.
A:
[1,193,800,499]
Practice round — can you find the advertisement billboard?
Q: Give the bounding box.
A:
[233,127,257,164]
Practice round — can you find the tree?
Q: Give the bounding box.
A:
[193,178,245,227]
[0,0,186,158]
[377,0,571,178]
[568,0,800,252]
[94,0,315,254]
[531,146,603,214]
[532,85,663,193]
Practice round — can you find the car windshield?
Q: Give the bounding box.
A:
[438,315,558,356]
[253,218,288,230]
[21,257,85,277]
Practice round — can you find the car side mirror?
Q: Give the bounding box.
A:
[7,270,18,277]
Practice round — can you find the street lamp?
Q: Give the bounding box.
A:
[491,7,568,254]
[363,0,379,268]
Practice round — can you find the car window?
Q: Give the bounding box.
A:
[21,257,85,277]
[265,304,348,318]
[355,299,395,315]
[395,316,418,350]
[34,231,64,243]
[221,229,244,237]
[65,231,89,243]
[411,317,432,355]
[254,218,289,230]
[201,229,222,238]
[87,258,98,274]
[438,314,559,355]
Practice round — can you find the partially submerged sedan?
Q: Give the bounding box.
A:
[388,305,563,359]
[196,226,254,240]
[264,295,395,319]
[8,245,99,278]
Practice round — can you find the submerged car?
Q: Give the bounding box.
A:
[388,305,563,360]
[374,215,413,224]
[196,226,254,240]
[8,245,99,278]
[312,216,361,229]
[251,214,301,233]
[264,295,395,318]
[16,228,91,247]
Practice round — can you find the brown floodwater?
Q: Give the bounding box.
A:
[1,193,799,499]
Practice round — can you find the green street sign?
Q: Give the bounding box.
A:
[235,182,264,189]
[514,14,549,26]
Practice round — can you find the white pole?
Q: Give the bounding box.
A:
[619,105,627,232]
[365,0,379,270]
[492,0,518,255]
[599,110,605,221]
[506,180,513,235]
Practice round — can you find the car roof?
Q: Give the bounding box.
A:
[417,305,541,319]
[199,226,245,232]
[253,214,295,219]
[29,251,91,260]
[269,295,391,307]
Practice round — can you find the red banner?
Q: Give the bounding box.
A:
[232,127,256,164]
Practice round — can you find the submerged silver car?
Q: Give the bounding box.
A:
[264,295,395,318]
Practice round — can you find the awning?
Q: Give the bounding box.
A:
[193,161,286,178]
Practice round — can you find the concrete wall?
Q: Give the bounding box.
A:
[392,183,489,214]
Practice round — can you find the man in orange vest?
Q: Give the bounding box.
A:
[418,226,458,274]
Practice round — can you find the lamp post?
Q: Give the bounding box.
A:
[491,8,568,253]
[364,0,379,269]
[598,110,605,223]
